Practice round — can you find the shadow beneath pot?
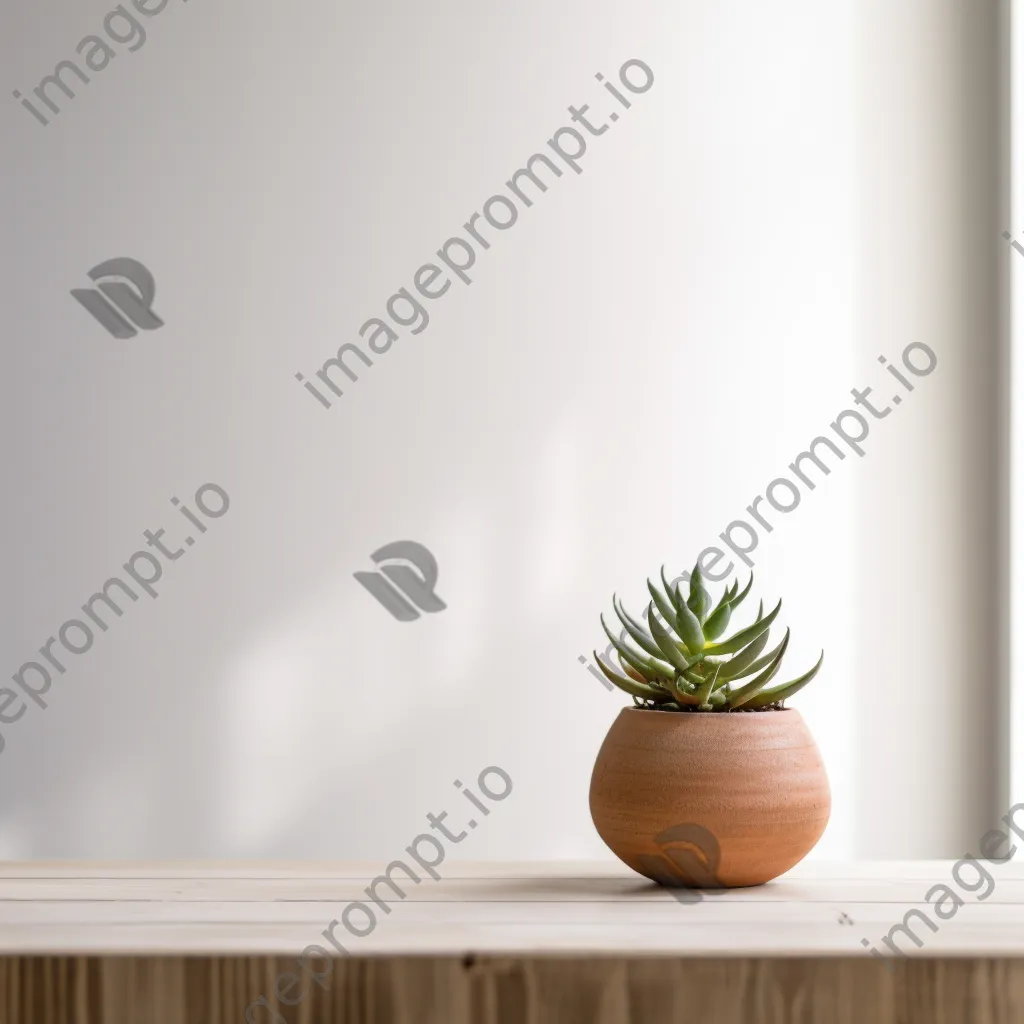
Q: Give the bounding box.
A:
[635,822,726,902]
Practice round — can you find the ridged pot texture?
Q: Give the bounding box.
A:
[590,708,830,888]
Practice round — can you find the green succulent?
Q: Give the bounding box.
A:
[593,564,823,712]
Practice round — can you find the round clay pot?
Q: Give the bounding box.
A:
[590,707,830,888]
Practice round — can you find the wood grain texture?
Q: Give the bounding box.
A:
[2,956,1024,1023]
[1,862,1024,1020]
[1,861,1023,957]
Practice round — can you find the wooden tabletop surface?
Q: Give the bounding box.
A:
[0,860,1021,958]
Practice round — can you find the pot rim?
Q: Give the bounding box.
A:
[618,705,802,721]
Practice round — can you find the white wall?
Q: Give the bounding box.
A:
[0,0,1005,860]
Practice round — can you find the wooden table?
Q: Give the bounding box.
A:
[0,861,1022,1023]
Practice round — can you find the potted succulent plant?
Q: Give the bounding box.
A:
[589,564,829,888]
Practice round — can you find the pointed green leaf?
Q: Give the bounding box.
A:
[727,630,790,681]
[703,599,733,641]
[668,645,709,670]
[695,662,720,709]
[601,614,674,680]
[682,665,705,687]
[673,583,706,654]
[745,650,824,708]
[618,647,675,682]
[612,596,666,661]
[731,573,754,610]
[687,566,713,623]
[669,674,702,705]
[727,629,790,708]
[647,579,680,636]
[703,599,782,657]
[707,580,733,623]
[717,628,771,681]
[646,604,692,676]
[661,565,686,605]
[593,652,674,701]
[667,571,686,611]
[616,654,647,683]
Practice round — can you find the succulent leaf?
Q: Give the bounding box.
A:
[593,651,674,701]
[661,565,685,604]
[695,662,720,709]
[703,599,782,657]
[681,665,704,688]
[595,561,821,712]
[745,650,824,708]
[618,657,647,683]
[726,630,790,681]
[601,614,674,680]
[667,574,686,612]
[646,604,693,676]
[669,674,702,705]
[726,629,790,708]
[731,573,754,610]
[716,628,771,681]
[647,579,680,634]
[687,566,713,623]
[619,646,674,682]
[707,582,732,623]
[673,584,706,654]
[703,599,732,641]
[612,596,666,661]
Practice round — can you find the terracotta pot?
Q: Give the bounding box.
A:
[590,707,829,888]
